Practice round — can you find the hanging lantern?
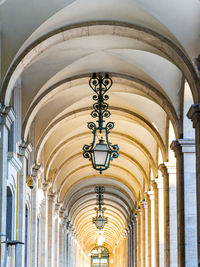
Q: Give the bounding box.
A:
[83,73,119,174]
[92,186,108,230]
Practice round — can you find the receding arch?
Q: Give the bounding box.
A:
[58,164,142,199]
[45,131,157,181]
[62,179,135,211]
[22,74,179,141]
[1,21,199,106]
[34,107,166,164]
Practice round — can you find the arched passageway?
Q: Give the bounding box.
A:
[0,1,200,267]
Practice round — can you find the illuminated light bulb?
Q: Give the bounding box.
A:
[97,231,105,246]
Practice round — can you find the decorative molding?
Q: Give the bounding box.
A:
[187,103,200,128]
[194,54,200,74]
[7,152,22,171]
[55,201,62,213]
[41,180,51,192]
[159,162,176,177]
[59,208,65,221]
[32,163,43,178]
[2,21,199,106]
[18,140,32,159]
[48,192,56,202]
[147,190,154,201]
[0,105,15,130]
[178,139,195,153]
[155,177,164,189]
[170,139,195,155]
[170,140,182,158]
[151,180,157,190]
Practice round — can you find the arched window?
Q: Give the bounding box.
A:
[91,246,109,267]
[6,187,13,240]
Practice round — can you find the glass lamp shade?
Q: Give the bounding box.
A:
[93,214,108,230]
[93,139,109,167]
[97,216,104,229]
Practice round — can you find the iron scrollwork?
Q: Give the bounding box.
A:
[83,73,119,173]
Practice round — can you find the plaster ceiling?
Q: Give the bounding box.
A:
[0,0,199,253]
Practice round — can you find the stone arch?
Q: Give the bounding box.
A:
[22,74,180,141]
[1,21,199,106]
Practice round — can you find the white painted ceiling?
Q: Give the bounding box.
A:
[0,0,199,253]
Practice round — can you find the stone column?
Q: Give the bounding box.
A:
[149,190,155,267]
[66,223,70,267]
[134,214,138,267]
[137,208,142,267]
[156,178,165,267]
[30,164,41,266]
[47,192,56,267]
[54,202,61,267]
[187,105,200,266]
[123,231,127,267]
[17,141,32,267]
[140,202,146,267]
[152,182,159,267]
[129,221,134,267]
[0,106,15,265]
[126,227,130,267]
[63,226,67,267]
[178,139,197,266]
[131,218,135,267]
[144,193,151,267]
[127,230,129,267]
[68,228,73,267]
[159,163,178,267]
[40,188,48,267]
[71,233,75,267]
[59,210,64,267]
[171,141,185,267]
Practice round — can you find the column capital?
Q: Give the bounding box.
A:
[48,191,57,202]
[187,103,200,128]
[158,163,168,177]
[124,229,128,237]
[59,208,65,219]
[131,213,138,223]
[32,164,43,178]
[148,190,154,200]
[41,180,51,192]
[170,140,182,158]
[177,139,195,153]
[135,207,142,216]
[55,201,62,213]
[125,226,130,234]
[127,222,132,231]
[144,191,150,201]
[18,140,32,159]
[155,177,164,189]
[159,162,176,175]
[8,152,22,171]
[171,139,195,155]
[151,180,157,190]
[139,200,147,210]
[0,105,15,130]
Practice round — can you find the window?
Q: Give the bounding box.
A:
[91,246,109,267]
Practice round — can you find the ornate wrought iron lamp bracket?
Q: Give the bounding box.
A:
[92,186,108,230]
[83,73,119,174]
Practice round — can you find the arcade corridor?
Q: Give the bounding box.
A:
[0,0,200,266]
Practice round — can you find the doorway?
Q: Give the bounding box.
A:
[91,246,109,267]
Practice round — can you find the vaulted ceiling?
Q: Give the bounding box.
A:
[0,0,199,253]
